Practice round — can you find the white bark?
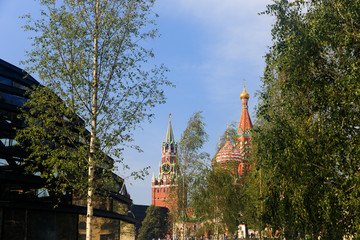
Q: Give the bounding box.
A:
[86,1,99,240]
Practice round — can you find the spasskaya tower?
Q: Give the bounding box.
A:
[151,113,177,209]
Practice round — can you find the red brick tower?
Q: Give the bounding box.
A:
[236,85,253,178]
[151,113,177,209]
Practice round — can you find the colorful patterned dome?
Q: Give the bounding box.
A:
[215,136,242,164]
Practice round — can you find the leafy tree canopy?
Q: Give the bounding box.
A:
[17,0,171,196]
[247,0,360,238]
[138,205,169,240]
[191,167,244,236]
[17,0,172,239]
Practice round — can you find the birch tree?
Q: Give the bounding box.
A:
[17,0,171,239]
[248,0,360,238]
[169,111,209,240]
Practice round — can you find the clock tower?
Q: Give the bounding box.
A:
[151,113,177,209]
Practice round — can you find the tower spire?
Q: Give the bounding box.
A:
[226,123,230,141]
[236,84,253,152]
[153,114,178,208]
[165,113,174,143]
[238,84,252,135]
[218,135,221,149]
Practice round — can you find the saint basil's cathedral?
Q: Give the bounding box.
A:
[212,85,252,181]
[151,85,253,209]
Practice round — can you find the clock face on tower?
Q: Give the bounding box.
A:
[161,162,171,174]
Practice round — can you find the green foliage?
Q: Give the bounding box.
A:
[191,167,244,236]
[21,0,172,155]
[16,86,89,197]
[17,0,171,193]
[215,121,238,151]
[16,86,122,198]
[247,0,360,238]
[178,111,210,193]
[171,111,210,219]
[170,112,244,238]
[137,205,169,240]
[166,111,209,240]
[18,1,171,238]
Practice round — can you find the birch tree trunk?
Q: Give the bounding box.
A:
[86,1,99,239]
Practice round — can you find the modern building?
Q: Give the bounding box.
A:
[0,58,137,240]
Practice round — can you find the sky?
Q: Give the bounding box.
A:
[0,0,274,205]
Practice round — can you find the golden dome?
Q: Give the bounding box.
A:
[240,86,250,99]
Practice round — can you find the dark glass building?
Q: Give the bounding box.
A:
[0,59,137,240]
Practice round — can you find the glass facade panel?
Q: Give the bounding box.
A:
[13,81,30,91]
[0,76,30,91]
[0,138,16,147]
[0,76,12,86]
[0,109,23,126]
[0,158,9,166]
[0,92,27,106]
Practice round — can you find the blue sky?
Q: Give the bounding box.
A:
[0,0,274,205]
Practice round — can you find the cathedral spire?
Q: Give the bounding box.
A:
[165,113,174,143]
[218,135,221,149]
[226,123,230,141]
[237,84,253,136]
